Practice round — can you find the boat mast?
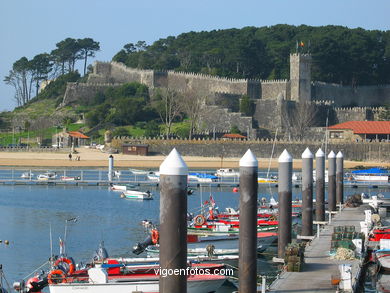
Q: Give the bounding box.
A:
[266,128,278,179]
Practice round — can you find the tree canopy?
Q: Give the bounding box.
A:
[113,24,390,86]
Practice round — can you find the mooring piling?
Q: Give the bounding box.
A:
[315,148,325,221]
[327,151,336,212]
[277,149,293,258]
[336,151,344,205]
[238,149,258,293]
[159,148,188,293]
[301,147,313,236]
[108,155,114,182]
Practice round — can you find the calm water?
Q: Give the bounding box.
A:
[0,180,389,291]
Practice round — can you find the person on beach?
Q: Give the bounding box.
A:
[68,153,72,161]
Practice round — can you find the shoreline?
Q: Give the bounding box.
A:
[0,149,388,170]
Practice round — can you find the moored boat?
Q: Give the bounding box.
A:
[21,171,34,179]
[349,168,390,182]
[109,183,138,191]
[215,168,239,177]
[146,171,160,182]
[37,171,58,180]
[60,176,80,181]
[375,239,390,271]
[120,190,153,200]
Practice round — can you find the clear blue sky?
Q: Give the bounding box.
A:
[0,0,389,111]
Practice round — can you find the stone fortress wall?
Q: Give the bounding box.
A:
[61,54,390,136]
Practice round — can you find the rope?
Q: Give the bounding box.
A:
[22,260,49,280]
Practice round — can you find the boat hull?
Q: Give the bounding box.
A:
[49,276,226,293]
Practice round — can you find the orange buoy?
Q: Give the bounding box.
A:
[232,187,239,193]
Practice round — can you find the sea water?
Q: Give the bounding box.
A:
[0,181,388,292]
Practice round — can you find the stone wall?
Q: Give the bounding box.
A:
[112,137,390,162]
[198,106,253,135]
[62,82,122,105]
[253,99,282,130]
[260,80,290,100]
[312,82,390,107]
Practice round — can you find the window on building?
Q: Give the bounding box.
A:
[330,131,343,139]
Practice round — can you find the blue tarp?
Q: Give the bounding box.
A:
[351,168,389,174]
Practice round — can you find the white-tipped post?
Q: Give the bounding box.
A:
[159,148,188,175]
[316,148,325,158]
[239,149,258,292]
[301,147,314,236]
[279,149,293,163]
[278,149,293,258]
[239,149,258,167]
[336,151,344,205]
[315,148,326,221]
[328,150,337,212]
[159,148,188,293]
[328,150,336,159]
[302,147,313,159]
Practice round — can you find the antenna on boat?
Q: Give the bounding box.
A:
[63,217,78,256]
[323,109,329,156]
[49,223,53,261]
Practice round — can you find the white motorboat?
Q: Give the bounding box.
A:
[129,168,149,175]
[60,176,80,181]
[109,183,138,191]
[37,171,57,180]
[147,171,160,182]
[120,190,153,200]
[20,171,34,179]
[215,168,239,177]
[349,168,390,182]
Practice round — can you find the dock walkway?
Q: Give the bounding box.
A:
[269,206,367,293]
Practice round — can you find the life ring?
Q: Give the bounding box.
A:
[55,257,75,275]
[48,269,67,284]
[194,215,206,226]
[151,229,159,244]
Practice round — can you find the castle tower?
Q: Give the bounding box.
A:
[290,53,312,102]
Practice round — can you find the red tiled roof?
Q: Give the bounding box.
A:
[222,133,247,139]
[68,131,90,139]
[328,121,390,134]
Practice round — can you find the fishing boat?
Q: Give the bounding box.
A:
[37,171,58,180]
[146,231,277,257]
[109,183,138,191]
[21,171,34,179]
[214,168,239,177]
[349,168,390,182]
[46,265,227,293]
[375,239,390,271]
[120,190,153,200]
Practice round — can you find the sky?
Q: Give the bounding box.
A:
[0,0,389,112]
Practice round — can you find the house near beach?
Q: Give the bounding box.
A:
[52,129,90,148]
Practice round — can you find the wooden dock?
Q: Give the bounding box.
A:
[268,205,367,293]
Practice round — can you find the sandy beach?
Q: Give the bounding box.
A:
[0,148,389,169]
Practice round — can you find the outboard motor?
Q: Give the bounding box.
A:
[93,241,109,262]
[132,235,153,255]
[25,276,48,293]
